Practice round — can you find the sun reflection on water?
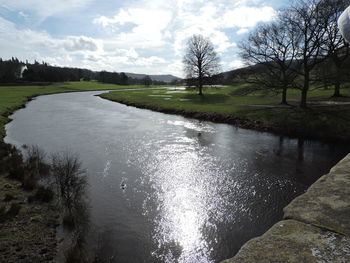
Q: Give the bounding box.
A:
[143,142,228,263]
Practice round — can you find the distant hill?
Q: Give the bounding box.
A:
[124,73,181,83]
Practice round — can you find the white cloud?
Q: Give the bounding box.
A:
[221,6,276,28]
[92,0,276,65]
[18,11,28,18]
[115,48,139,59]
[61,36,99,52]
[228,60,244,69]
[0,0,277,76]
[0,17,167,74]
[236,28,249,35]
[0,0,93,19]
[93,8,172,49]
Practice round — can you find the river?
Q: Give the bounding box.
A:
[5,90,350,263]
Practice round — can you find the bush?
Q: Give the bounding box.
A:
[65,244,87,263]
[63,213,76,229]
[34,186,54,202]
[3,193,14,202]
[0,205,6,223]
[6,203,21,218]
[22,172,38,190]
[7,152,25,180]
[25,145,50,177]
[51,152,87,213]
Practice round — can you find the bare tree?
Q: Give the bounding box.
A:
[318,0,350,97]
[286,0,329,108]
[239,15,299,104]
[183,34,220,95]
[51,152,87,216]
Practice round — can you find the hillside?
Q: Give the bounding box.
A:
[124,73,181,83]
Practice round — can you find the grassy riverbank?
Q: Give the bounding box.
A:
[0,81,158,139]
[100,85,350,142]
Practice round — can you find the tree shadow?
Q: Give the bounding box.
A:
[183,93,230,105]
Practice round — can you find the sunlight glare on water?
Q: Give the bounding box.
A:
[139,121,240,263]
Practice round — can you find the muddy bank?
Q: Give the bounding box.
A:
[98,96,350,143]
[0,171,58,263]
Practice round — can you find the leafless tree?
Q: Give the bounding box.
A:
[285,0,329,107]
[183,34,220,95]
[239,14,300,104]
[51,152,87,216]
[318,0,350,97]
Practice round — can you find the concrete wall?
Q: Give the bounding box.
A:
[221,154,350,263]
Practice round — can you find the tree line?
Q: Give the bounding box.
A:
[0,58,172,86]
[238,0,350,107]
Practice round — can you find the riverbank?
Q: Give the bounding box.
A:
[100,86,350,142]
[0,172,58,263]
[221,153,350,263]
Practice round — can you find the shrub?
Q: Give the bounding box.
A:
[24,145,50,177]
[0,205,6,223]
[63,213,76,229]
[6,203,21,218]
[3,193,14,202]
[51,152,87,214]
[7,152,25,180]
[65,244,87,263]
[22,171,38,190]
[34,186,54,202]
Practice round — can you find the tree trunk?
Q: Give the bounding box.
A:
[332,67,341,97]
[300,71,309,108]
[198,73,203,96]
[332,56,342,97]
[333,82,341,97]
[281,86,287,104]
[281,71,288,105]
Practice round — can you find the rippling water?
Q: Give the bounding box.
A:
[5,91,350,262]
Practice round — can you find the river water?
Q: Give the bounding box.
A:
[5,90,350,263]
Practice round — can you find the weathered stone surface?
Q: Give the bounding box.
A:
[221,220,350,263]
[283,154,350,236]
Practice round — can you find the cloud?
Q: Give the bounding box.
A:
[115,48,139,59]
[236,28,249,35]
[0,0,93,19]
[0,0,277,76]
[93,8,172,49]
[61,36,99,52]
[92,0,276,60]
[18,11,28,18]
[229,60,245,69]
[0,17,169,75]
[221,6,276,28]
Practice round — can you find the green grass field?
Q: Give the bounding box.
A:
[0,81,158,139]
[101,85,350,141]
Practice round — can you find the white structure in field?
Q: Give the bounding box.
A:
[338,5,350,43]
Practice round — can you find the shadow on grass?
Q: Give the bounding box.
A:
[238,104,350,138]
[183,93,230,104]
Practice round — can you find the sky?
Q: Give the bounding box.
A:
[0,0,289,77]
